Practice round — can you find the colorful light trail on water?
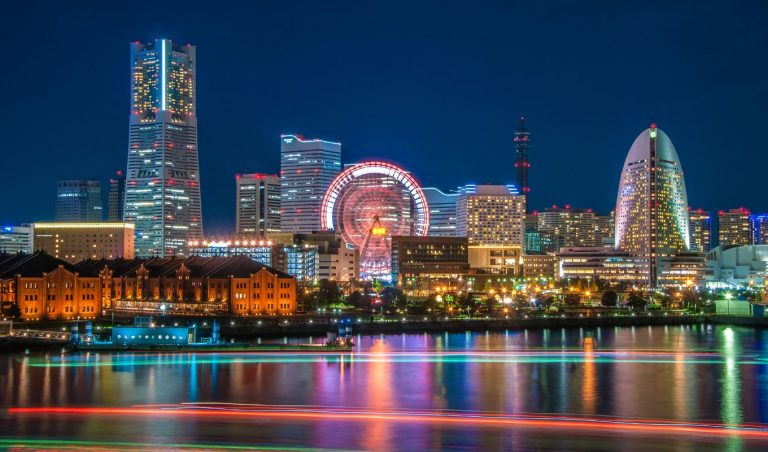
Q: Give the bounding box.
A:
[8,404,768,440]
[21,349,768,368]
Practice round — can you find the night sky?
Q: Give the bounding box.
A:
[2,1,767,234]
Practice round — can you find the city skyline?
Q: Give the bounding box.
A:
[2,2,767,233]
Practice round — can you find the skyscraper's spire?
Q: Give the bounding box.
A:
[514,116,531,197]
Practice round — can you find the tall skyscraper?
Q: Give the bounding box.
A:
[56,180,102,221]
[124,39,203,257]
[615,124,690,287]
[422,187,459,236]
[688,208,712,252]
[718,208,751,246]
[280,134,341,234]
[235,173,281,236]
[108,170,126,221]
[456,184,525,247]
[513,117,531,197]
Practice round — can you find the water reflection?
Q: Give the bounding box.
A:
[2,325,768,450]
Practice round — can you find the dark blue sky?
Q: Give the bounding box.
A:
[2,1,767,233]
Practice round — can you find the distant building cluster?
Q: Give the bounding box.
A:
[3,36,766,316]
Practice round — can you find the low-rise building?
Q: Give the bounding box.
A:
[33,222,134,263]
[0,225,33,254]
[0,253,298,321]
[705,245,768,288]
[558,246,641,284]
[0,253,101,321]
[391,236,469,284]
[77,255,297,316]
[522,253,557,279]
[468,245,521,275]
[558,246,704,288]
[189,232,358,282]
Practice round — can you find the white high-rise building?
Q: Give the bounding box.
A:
[124,39,203,257]
[456,184,525,248]
[615,124,691,287]
[235,173,281,235]
[279,134,341,234]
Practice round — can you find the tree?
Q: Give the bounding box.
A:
[564,293,581,307]
[1,302,21,320]
[317,279,342,308]
[380,286,406,309]
[626,291,647,310]
[601,290,618,307]
[346,291,363,308]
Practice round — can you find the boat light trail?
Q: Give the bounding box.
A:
[23,350,765,368]
[0,438,348,451]
[8,405,768,439]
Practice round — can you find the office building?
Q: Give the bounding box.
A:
[300,232,359,282]
[615,124,691,287]
[235,173,281,235]
[124,39,203,257]
[595,212,614,246]
[108,170,126,221]
[718,208,752,246]
[0,225,33,254]
[391,236,469,283]
[557,246,642,283]
[280,134,341,233]
[33,222,135,263]
[189,232,357,282]
[525,231,559,254]
[468,245,522,275]
[422,187,459,236]
[537,205,599,249]
[456,184,525,247]
[688,208,712,252]
[521,253,557,279]
[56,180,102,221]
[753,214,768,245]
[189,238,274,266]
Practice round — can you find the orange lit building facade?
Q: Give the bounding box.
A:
[0,253,101,321]
[79,255,297,316]
[1,253,297,321]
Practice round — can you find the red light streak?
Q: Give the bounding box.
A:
[8,405,768,439]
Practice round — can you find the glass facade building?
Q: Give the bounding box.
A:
[688,208,712,252]
[422,187,459,237]
[280,134,341,234]
[108,170,126,221]
[56,180,102,222]
[124,39,203,257]
[235,173,281,235]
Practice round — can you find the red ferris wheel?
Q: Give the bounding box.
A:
[321,161,430,280]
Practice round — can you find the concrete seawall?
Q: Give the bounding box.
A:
[223,315,705,339]
[4,314,767,348]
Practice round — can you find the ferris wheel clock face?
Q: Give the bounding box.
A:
[321,161,430,280]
